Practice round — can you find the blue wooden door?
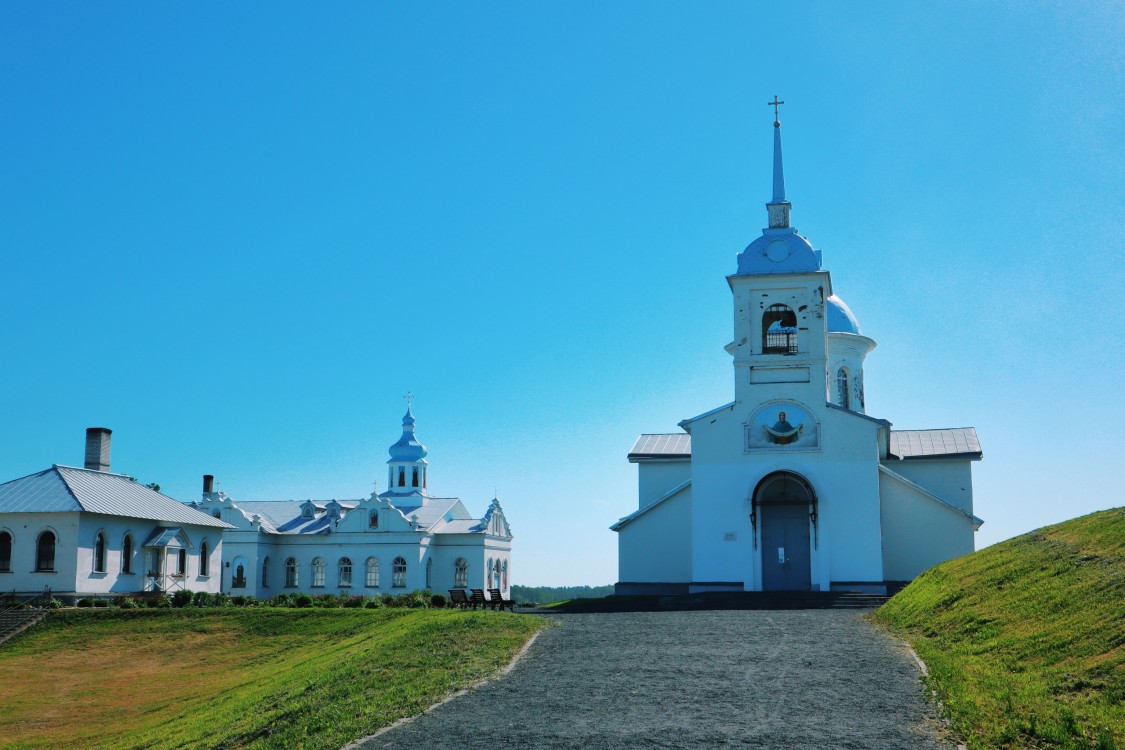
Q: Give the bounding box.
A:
[760,503,811,591]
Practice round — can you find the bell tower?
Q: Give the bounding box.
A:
[386,394,430,497]
[726,100,833,411]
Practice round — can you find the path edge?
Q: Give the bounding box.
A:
[339,628,543,750]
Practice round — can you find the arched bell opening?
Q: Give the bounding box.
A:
[750,471,817,591]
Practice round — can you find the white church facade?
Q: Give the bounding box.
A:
[612,108,983,595]
[196,406,514,599]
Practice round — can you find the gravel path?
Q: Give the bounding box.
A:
[350,610,953,749]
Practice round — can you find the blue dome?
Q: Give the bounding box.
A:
[387,408,428,463]
[735,229,822,276]
[826,295,861,334]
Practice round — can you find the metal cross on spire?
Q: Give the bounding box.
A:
[404,391,413,409]
[768,95,784,122]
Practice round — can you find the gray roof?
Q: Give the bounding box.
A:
[0,465,231,528]
[889,428,982,460]
[233,496,468,534]
[628,433,692,460]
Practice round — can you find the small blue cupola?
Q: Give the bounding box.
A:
[386,402,430,496]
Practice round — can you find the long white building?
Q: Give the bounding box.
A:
[612,110,983,595]
[197,406,513,599]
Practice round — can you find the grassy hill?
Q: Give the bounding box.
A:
[876,507,1124,750]
[0,608,540,750]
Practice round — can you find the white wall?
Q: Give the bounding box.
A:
[637,460,690,509]
[0,512,80,595]
[885,459,975,515]
[617,485,692,583]
[879,469,975,582]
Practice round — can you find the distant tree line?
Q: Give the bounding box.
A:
[510,584,614,605]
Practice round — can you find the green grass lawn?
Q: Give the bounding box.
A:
[875,507,1124,750]
[0,608,541,750]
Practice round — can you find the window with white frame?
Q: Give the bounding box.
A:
[501,560,508,589]
[200,541,210,577]
[262,556,270,588]
[392,556,406,588]
[121,533,133,574]
[176,549,187,576]
[366,557,379,587]
[339,557,352,587]
[454,558,468,588]
[233,563,246,588]
[425,558,432,588]
[312,557,326,587]
[36,531,55,572]
[285,557,298,587]
[93,532,106,573]
[837,367,850,410]
[0,531,11,573]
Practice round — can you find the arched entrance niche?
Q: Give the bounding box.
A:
[752,472,816,591]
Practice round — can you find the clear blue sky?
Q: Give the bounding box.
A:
[2,3,1122,586]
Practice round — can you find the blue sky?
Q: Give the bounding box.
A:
[2,3,1123,586]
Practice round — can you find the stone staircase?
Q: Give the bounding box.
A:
[545,590,890,613]
[0,608,48,646]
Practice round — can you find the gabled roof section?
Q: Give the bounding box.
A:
[629,433,692,461]
[889,428,982,460]
[232,496,466,535]
[611,479,691,531]
[0,465,231,528]
[825,402,893,426]
[677,402,736,430]
[879,465,984,529]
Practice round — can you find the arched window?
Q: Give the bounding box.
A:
[397,467,405,487]
[338,557,352,587]
[121,534,133,574]
[311,557,326,587]
[425,558,432,588]
[501,560,508,589]
[0,532,11,573]
[302,503,314,519]
[369,511,379,529]
[200,541,210,577]
[262,556,270,588]
[285,557,298,587]
[837,367,850,410]
[93,532,106,573]
[233,563,246,588]
[412,467,419,487]
[36,531,56,572]
[762,304,798,354]
[365,557,379,588]
[392,556,406,588]
[487,558,494,588]
[454,557,468,588]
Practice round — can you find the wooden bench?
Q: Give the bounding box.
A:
[489,588,515,612]
[448,589,470,609]
[469,588,487,610]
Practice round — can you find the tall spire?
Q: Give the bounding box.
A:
[766,96,791,229]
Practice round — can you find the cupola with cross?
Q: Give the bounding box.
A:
[386,394,430,496]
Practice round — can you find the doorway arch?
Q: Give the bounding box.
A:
[753,472,816,591]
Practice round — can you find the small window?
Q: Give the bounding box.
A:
[412,467,419,487]
[302,504,314,519]
[0,532,11,573]
[762,304,798,354]
[338,557,352,587]
[392,556,406,588]
[200,541,210,577]
[120,534,133,574]
[425,558,432,588]
[365,557,379,588]
[176,549,186,576]
[502,560,508,589]
[93,532,106,573]
[398,468,405,487]
[423,468,427,489]
[312,557,326,587]
[36,531,56,572]
[212,510,221,519]
[285,557,299,588]
[837,367,850,410]
[233,563,246,588]
[454,557,468,588]
[369,511,379,529]
[262,556,270,588]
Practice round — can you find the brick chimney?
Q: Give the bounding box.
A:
[203,474,214,494]
[84,427,112,472]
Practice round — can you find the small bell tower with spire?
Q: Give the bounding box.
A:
[766,96,792,230]
[386,393,430,498]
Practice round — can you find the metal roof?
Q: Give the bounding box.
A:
[233,496,468,534]
[142,527,189,548]
[889,428,982,460]
[0,465,231,527]
[628,433,692,459]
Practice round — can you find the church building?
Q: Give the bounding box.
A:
[612,105,983,595]
[197,405,514,599]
